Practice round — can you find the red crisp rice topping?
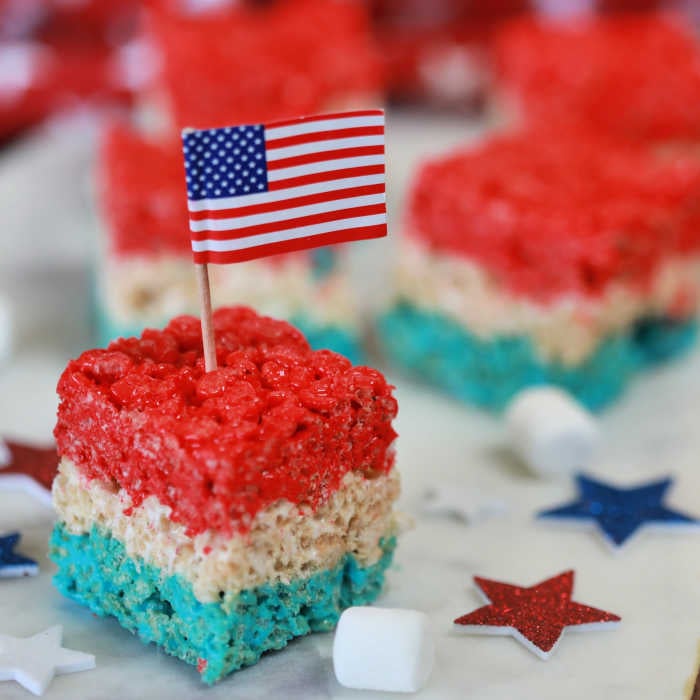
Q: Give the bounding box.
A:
[409,130,700,303]
[147,0,383,129]
[495,14,700,143]
[54,307,398,537]
[99,124,190,256]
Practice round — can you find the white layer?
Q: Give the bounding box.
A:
[53,458,399,603]
[97,251,359,331]
[394,237,700,365]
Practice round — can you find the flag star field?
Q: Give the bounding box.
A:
[183,125,269,200]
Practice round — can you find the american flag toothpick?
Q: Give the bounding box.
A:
[181,109,387,371]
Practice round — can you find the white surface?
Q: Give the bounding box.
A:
[0,293,13,366]
[0,114,699,699]
[505,387,600,478]
[333,607,434,693]
[0,625,95,696]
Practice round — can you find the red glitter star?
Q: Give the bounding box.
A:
[0,439,58,507]
[454,570,620,660]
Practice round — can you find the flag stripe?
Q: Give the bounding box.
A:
[266,135,384,162]
[267,125,384,149]
[265,113,384,141]
[266,145,384,171]
[192,214,387,252]
[193,224,386,264]
[191,203,387,240]
[268,164,385,192]
[265,108,383,130]
[267,155,385,182]
[188,173,385,212]
[189,183,385,220]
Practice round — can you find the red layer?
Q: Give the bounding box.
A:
[409,130,700,302]
[495,14,700,143]
[147,0,383,129]
[54,306,398,536]
[99,124,190,256]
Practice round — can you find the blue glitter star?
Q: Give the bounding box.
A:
[538,474,700,549]
[0,532,38,578]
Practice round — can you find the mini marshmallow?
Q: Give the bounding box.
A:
[0,294,12,366]
[505,386,600,477]
[333,607,434,693]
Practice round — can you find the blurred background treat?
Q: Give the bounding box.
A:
[3,0,695,145]
[0,0,142,144]
[142,0,383,132]
[1,0,699,389]
[493,11,700,143]
[378,128,700,411]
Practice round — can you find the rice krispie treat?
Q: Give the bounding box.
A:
[50,306,399,683]
[379,130,700,410]
[494,13,700,144]
[144,0,383,131]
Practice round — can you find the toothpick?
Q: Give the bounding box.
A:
[195,263,217,372]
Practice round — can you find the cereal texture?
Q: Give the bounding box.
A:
[495,14,700,143]
[95,305,363,366]
[53,458,400,601]
[55,306,397,537]
[379,303,697,411]
[50,524,396,684]
[408,132,700,303]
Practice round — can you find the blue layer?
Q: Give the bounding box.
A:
[93,307,364,365]
[49,524,395,684]
[378,303,697,412]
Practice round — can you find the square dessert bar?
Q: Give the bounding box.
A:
[145,0,383,130]
[94,125,364,362]
[379,130,700,411]
[50,306,399,683]
[494,13,700,144]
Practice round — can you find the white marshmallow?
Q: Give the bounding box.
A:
[0,294,12,366]
[333,607,434,693]
[505,386,600,477]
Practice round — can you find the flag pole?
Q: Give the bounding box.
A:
[195,262,217,372]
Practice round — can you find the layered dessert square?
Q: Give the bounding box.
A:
[94,125,365,362]
[143,0,383,131]
[378,131,700,410]
[50,306,399,683]
[493,13,700,144]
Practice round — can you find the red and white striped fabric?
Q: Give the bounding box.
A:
[182,109,387,264]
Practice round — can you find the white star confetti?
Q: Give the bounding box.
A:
[0,626,95,696]
[420,482,508,524]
